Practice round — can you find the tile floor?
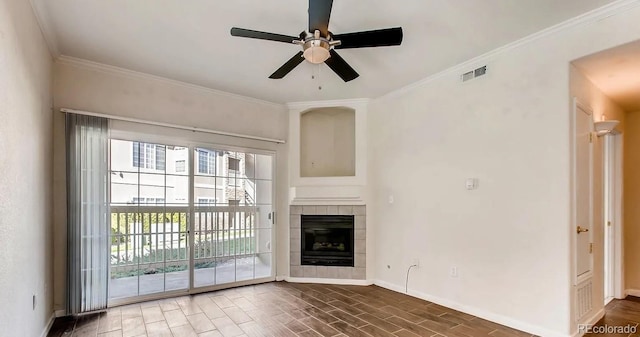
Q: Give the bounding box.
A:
[49,281,538,337]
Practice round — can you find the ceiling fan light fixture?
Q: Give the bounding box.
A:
[303,39,330,64]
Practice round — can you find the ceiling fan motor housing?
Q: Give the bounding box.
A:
[300,30,336,64]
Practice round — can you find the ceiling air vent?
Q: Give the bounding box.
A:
[462,65,487,82]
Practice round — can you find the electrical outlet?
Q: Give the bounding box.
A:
[450,266,458,278]
[412,259,420,268]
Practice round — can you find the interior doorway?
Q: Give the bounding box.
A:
[571,39,638,322]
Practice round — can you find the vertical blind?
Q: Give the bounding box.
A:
[66,113,109,314]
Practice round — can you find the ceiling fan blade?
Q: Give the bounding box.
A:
[325,50,359,82]
[231,27,297,44]
[333,27,403,49]
[308,0,333,37]
[269,52,305,79]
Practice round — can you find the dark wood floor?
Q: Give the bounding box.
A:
[585,297,640,337]
[48,281,538,337]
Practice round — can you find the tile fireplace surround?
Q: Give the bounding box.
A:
[289,205,366,280]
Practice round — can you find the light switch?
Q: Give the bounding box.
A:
[465,178,478,190]
[388,195,394,204]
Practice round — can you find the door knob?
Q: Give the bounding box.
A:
[577,226,589,234]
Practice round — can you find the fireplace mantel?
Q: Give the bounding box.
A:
[289,185,365,205]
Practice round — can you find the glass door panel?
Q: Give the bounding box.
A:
[251,155,273,280]
[109,140,190,302]
[192,148,274,290]
[193,148,222,287]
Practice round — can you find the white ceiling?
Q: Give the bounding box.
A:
[573,40,640,112]
[36,0,615,103]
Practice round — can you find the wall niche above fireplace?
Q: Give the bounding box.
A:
[288,99,368,205]
[300,108,355,178]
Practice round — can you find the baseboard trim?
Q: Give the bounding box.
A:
[373,279,569,337]
[625,289,640,297]
[571,308,605,337]
[54,309,66,317]
[275,275,286,282]
[40,312,56,337]
[284,277,373,286]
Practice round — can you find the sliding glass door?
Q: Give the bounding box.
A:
[192,148,274,288]
[108,140,274,303]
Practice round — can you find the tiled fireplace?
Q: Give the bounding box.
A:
[287,99,369,283]
[290,205,366,280]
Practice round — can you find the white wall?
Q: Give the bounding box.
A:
[52,59,288,311]
[0,0,53,336]
[368,4,640,337]
[570,65,626,128]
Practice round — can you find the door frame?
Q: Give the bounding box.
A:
[107,130,278,306]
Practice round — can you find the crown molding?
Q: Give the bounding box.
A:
[286,98,370,110]
[30,0,640,106]
[56,55,284,109]
[377,0,640,102]
[28,0,60,58]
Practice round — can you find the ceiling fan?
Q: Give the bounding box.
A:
[230,0,403,82]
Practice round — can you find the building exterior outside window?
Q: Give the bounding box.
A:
[111,140,250,207]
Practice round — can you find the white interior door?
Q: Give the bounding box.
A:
[575,103,593,279]
[573,100,594,322]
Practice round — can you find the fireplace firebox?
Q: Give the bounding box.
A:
[301,215,354,266]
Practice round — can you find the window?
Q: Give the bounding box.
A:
[197,198,216,205]
[175,160,186,173]
[228,157,241,186]
[133,142,165,170]
[228,158,240,171]
[197,149,216,175]
[131,197,165,205]
[228,176,241,187]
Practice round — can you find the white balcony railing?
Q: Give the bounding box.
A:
[109,205,259,277]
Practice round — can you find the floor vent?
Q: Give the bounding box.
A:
[576,278,593,321]
[462,65,487,82]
